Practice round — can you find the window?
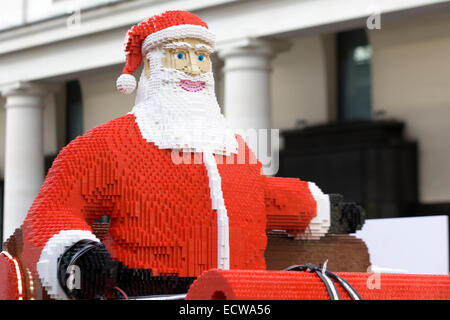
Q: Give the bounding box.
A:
[45,80,83,175]
[65,80,83,144]
[337,29,373,121]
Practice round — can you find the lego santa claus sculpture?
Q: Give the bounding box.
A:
[16,11,363,299]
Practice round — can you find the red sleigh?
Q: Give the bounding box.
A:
[2,224,450,300]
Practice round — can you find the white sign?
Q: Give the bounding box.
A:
[354,215,449,275]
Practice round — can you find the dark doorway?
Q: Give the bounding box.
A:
[337,29,372,121]
[65,80,84,144]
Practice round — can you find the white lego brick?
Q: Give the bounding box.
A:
[298,182,331,240]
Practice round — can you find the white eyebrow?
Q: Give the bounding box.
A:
[195,43,214,53]
[163,42,193,50]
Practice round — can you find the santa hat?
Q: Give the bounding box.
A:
[116,10,216,94]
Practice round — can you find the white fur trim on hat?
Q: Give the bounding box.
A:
[142,24,216,54]
[116,73,137,94]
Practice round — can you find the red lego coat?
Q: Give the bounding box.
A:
[21,114,317,281]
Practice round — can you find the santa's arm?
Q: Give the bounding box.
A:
[264,176,331,239]
[264,176,365,239]
[21,133,116,300]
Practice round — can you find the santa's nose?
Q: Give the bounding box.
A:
[186,56,202,75]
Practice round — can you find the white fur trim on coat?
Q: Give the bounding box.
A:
[37,230,99,300]
[298,182,331,240]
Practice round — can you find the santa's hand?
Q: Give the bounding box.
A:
[57,239,118,299]
[328,194,365,234]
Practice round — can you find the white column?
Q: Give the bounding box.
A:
[219,39,276,131]
[1,82,48,241]
[218,38,289,175]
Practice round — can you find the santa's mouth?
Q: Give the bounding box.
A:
[179,80,206,92]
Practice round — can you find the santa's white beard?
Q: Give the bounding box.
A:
[131,49,238,155]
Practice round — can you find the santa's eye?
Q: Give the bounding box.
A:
[198,54,205,62]
[176,52,185,60]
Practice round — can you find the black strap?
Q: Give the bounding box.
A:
[324,270,362,300]
[284,262,362,300]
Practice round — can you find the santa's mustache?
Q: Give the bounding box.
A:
[158,68,214,90]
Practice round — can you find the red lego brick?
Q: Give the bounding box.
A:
[186,269,450,300]
[0,252,26,300]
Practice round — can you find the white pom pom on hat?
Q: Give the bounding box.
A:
[116,74,136,95]
[116,10,215,95]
